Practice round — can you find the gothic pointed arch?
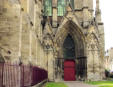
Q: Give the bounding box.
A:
[54,18,87,80]
[57,12,81,31]
[55,17,86,58]
[87,32,100,51]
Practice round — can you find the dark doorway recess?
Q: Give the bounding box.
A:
[63,34,75,59]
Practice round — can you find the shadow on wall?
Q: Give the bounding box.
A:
[0,53,5,63]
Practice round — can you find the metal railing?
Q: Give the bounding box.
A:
[0,62,48,87]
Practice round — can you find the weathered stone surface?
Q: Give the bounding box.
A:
[0,0,105,83]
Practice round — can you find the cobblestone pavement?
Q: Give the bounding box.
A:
[63,81,98,87]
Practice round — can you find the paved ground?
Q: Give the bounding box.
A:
[63,81,98,87]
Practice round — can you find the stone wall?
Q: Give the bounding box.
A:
[0,0,105,82]
[0,0,48,68]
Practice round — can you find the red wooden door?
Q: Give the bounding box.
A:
[64,60,76,81]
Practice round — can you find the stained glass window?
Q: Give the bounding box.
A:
[44,0,74,16]
[58,0,74,16]
[58,0,66,16]
[44,0,52,16]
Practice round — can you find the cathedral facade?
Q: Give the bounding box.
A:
[0,0,105,81]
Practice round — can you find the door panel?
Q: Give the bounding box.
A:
[64,60,75,81]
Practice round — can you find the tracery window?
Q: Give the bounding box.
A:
[58,0,74,16]
[44,0,52,16]
[44,0,74,16]
[58,0,66,16]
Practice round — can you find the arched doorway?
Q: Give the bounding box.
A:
[63,34,76,81]
[55,20,87,81]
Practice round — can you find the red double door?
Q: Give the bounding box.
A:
[64,60,76,81]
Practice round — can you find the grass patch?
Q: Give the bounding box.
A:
[45,82,68,87]
[86,81,113,87]
[99,86,113,87]
[86,81,113,85]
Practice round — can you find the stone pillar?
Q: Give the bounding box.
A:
[87,33,102,81]
[74,0,83,9]
[95,0,105,78]
[18,10,23,63]
[83,0,88,7]
[83,0,93,10]
[88,0,93,17]
[83,9,89,28]
[83,0,89,28]
[43,31,54,81]
[95,0,105,67]
[47,48,54,81]
[52,0,57,28]
[96,0,99,11]
[83,0,94,28]
[88,0,93,10]
[87,47,101,81]
[95,0,101,23]
[98,24,105,55]
[21,13,30,65]
[95,0,104,51]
